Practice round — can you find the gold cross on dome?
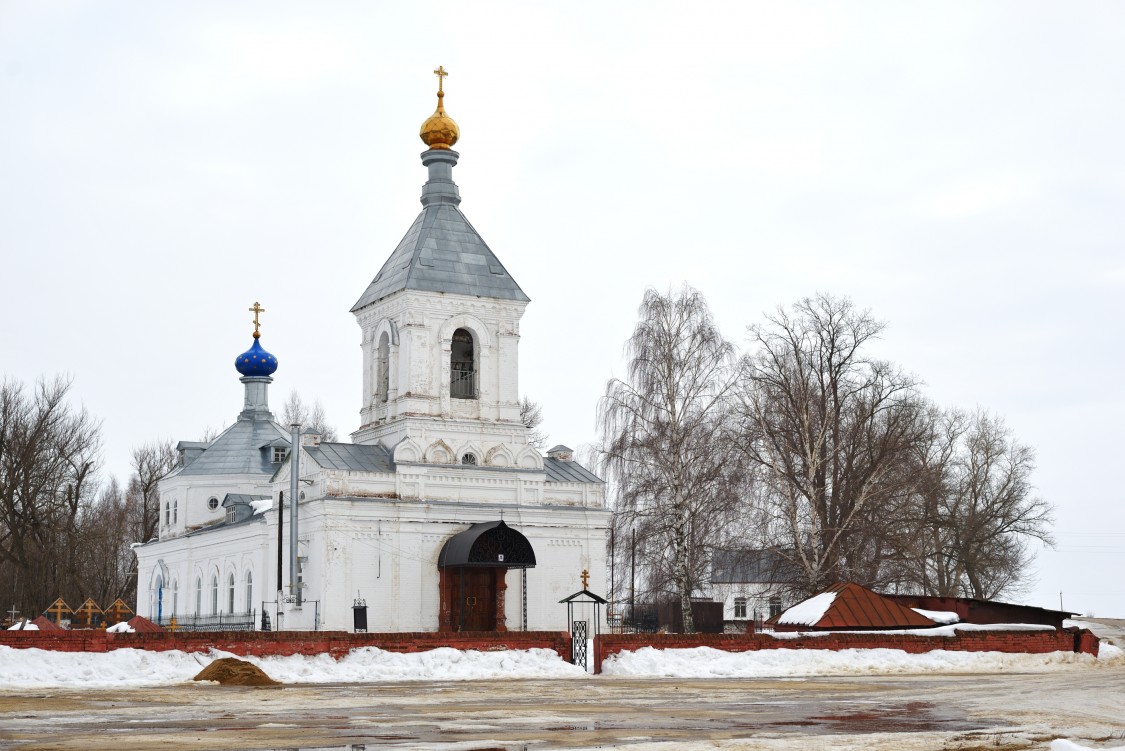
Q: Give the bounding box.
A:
[433,65,449,93]
[249,302,265,338]
[581,569,590,589]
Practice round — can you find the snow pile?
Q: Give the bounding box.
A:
[911,607,960,624]
[0,645,585,688]
[6,621,38,631]
[777,591,836,626]
[106,622,134,633]
[1051,741,1125,750]
[249,499,273,515]
[602,645,1103,678]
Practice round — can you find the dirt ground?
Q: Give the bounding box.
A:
[1,668,1124,751]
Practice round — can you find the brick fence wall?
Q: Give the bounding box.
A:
[0,630,572,662]
[593,627,1100,673]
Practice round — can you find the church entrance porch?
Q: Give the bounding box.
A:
[436,521,536,633]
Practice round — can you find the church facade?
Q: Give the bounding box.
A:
[134,71,610,633]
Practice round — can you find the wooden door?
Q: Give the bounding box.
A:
[453,568,496,632]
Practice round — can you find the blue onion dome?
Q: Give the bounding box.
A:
[235,336,278,377]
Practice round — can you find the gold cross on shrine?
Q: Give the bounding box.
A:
[249,302,265,338]
[433,65,449,93]
[581,569,590,590]
[45,598,71,624]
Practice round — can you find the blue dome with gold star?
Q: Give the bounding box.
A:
[235,337,278,377]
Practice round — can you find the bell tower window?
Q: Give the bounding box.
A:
[450,328,477,399]
[377,332,390,403]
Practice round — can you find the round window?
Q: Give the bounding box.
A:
[207,497,219,511]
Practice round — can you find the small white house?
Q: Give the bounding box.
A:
[709,549,800,626]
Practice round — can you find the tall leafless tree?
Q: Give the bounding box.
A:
[0,376,101,618]
[914,410,1052,599]
[598,286,746,633]
[520,397,547,450]
[738,294,926,596]
[281,391,338,442]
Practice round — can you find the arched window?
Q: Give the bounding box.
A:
[377,332,390,403]
[450,328,476,399]
[227,573,236,614]
[152,573,163,620]
[194,577,202,615]
[170,579,179,616]
[173,500,178,525]
[164,502,170,526]
[245,571,253,614]
[462,453,477,465]
[210,574,219,614]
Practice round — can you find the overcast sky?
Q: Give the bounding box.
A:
[2,2,1122,617]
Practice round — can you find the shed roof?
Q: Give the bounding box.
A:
[771,582,937,630]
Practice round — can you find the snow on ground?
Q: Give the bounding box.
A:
[777,591,836,626]
[1051,741,1125,750]
[602,644,1123,678]
[0,645,586,688]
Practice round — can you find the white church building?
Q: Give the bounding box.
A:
[134,72,610,633]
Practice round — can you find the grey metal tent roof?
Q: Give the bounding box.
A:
[303,442,395,473]
[351,203,529,312]
[437,521,536,569]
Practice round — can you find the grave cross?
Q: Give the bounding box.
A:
[581,569,590,590]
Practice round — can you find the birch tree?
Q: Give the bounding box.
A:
[598,286,744,633]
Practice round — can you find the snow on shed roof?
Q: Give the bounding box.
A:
[772,582,938,630]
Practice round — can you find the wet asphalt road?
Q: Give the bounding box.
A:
[1,671,1123,750]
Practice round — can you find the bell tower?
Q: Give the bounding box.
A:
[350,68,540,470]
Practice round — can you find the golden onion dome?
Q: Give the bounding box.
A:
[420,66,459,150]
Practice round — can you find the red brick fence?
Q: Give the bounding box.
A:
[0,629,572,662]
[593,627,1101,673]
[0,627,1099,675]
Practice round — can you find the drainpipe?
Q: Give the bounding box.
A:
[290,423,300,606]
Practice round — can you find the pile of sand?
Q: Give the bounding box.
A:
[192,657,280,686]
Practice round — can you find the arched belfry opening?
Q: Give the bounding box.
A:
[376,332,390,403]
[450,328,476,399]
[437,521,536,632]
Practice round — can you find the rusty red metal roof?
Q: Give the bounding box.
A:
[773,582,938,630]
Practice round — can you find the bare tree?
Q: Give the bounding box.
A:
[738,294,926,596]
[928,410,1052,599]
[128,439,178,546]
[0,376,101,617]
[520,397,547,450]
[598,286,745,633]
[281,391,338,442]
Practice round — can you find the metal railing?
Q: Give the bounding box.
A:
[450,369,477,399]
[157,611,257,632]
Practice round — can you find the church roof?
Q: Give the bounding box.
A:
[543,457,602,484]
[303,442,395,473]
[169,418,290,477]
[351,203,529,312]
